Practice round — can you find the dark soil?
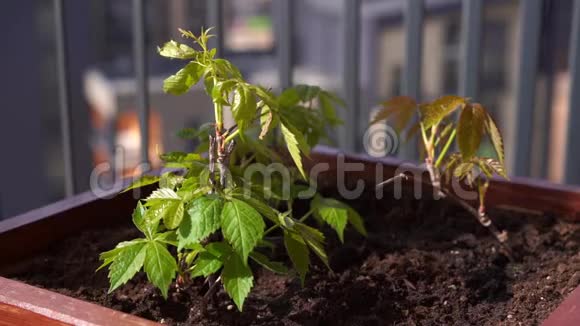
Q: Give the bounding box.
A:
[4,192,580,326]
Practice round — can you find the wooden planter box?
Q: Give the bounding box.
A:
[0,147,578,325]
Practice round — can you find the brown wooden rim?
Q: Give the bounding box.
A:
[308,146,580,221]
[0,146,578,325]
[0,276,157,325]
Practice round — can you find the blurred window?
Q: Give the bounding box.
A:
[224,0,274,53]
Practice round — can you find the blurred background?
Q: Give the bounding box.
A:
[0,0,578,220]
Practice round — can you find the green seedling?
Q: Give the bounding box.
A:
[373,95,510,255]
[98,28,366,311]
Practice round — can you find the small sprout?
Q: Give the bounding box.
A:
[99,28,366,312]
[373,95,511,256]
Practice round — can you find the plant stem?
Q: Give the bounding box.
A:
[422,161,512,259]
[419,122,429,149]
[435,129,457,168]
[298,208,315,222]
[263,208,315,236]
[376,173,409,189]
[224,129,240,143]
[214,101,223,131]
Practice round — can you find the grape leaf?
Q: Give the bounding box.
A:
[158,40,196,59]
[163,62,203,95]
[221,199,265,263]
[162,200,185,230]
[221,250,254,311]
[294,223,329,268]
[280,122,310,179]
[311,196,349,242]
[143,241,178,299]
[249,251,288,274]
[107,241,147,293]
[178,195,223,250]
[284,231,309,285]
[370,96,417,132]
[232,85,257,133]
[190,251,223,278]
[420,95,466,129]
[457,103,485,160]
[484,112,506,166]
[122,175,160,193]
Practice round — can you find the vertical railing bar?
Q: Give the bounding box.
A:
[511,0,542,177]
[277,0,293,90]
[458,0,482,98]
[342,0,361,152]
[564,0,580,184]
[400,0,424,160]
[207,0,224,56]
[54,0,75,197]
[133,0,150,166]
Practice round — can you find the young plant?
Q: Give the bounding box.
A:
[98,28,366,311]
[372,95,510,254]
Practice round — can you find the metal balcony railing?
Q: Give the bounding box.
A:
[52,0,580,198]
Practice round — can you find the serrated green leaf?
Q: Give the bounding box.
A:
[278,87,301,107]
[145,188,181,204]
[294,223,329,268]
[259,104,278,139]
[284,231,309,285]
[346,206,367,236]
[280,106,324,147]
[178,195,223,250]
[457,103,485,160]
[158,40,196,59]
[143,241,178,299]
[231,193,278,223]
[163,200,185,230]
[280,122,310,179]
[211,79,237,105]
[205,241,233,258]
[142,201,168,231]
[312,196,349,242]
[160,152,204,168]
[319,92,343,126]
[475,157,508,179]
[249,251,288,274]
[484,112,505,166]
[213,59,242,78]
[122,175,159,193]
[163,62,203,95]
[294,84,321,102]
[454,162,475,178]
[370,96,417,132]
[321,90,347,107]
[154,231,178,247]
[98,239,146,272]
[159,172,184,190]
[132,201,153,238]
[232,85,257,132]
[420,95,466,129]
[221,251,254,311]
[143,189,183,231]
[190,251,223,278]
[254,85,278,108]
[221,199,265,264]
[107,241,147,293]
